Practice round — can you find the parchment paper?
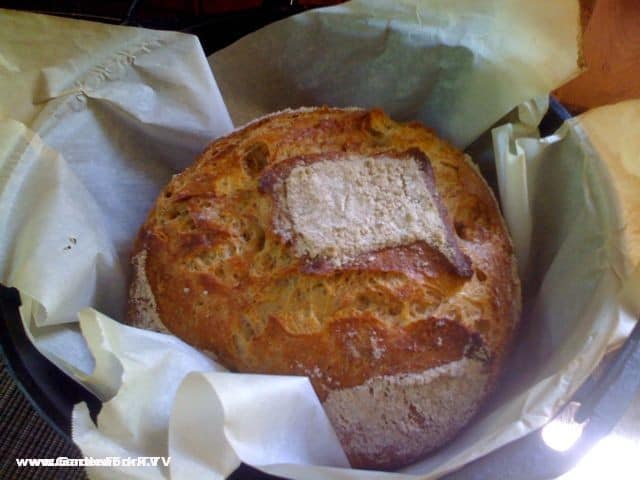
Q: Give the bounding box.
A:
[210,0,582,149]
[1,3,638,480]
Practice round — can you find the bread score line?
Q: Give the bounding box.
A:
[128,107,521,470]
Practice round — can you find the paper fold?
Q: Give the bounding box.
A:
[170,372,349,480]
[0,116,123,328]
[72,309,218,480]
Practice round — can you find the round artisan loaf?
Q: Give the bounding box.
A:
[129,107,521,470]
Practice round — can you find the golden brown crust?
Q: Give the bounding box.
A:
[128,107,521,469]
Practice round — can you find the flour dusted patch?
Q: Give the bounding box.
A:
[278,150,471,275]
[322,357,488,468]
[129,251,170,334]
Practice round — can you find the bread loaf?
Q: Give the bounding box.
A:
[129,107,521,470]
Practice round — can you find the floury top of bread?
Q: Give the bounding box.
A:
[128,106,521,470]
[260,148,472,276]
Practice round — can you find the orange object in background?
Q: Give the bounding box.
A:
[554,0,640,113]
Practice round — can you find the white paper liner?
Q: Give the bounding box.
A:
[209,0,581,148]
[1,4,638,480]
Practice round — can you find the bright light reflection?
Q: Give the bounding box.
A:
[542,401,586,452]
[557,434,640,480]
